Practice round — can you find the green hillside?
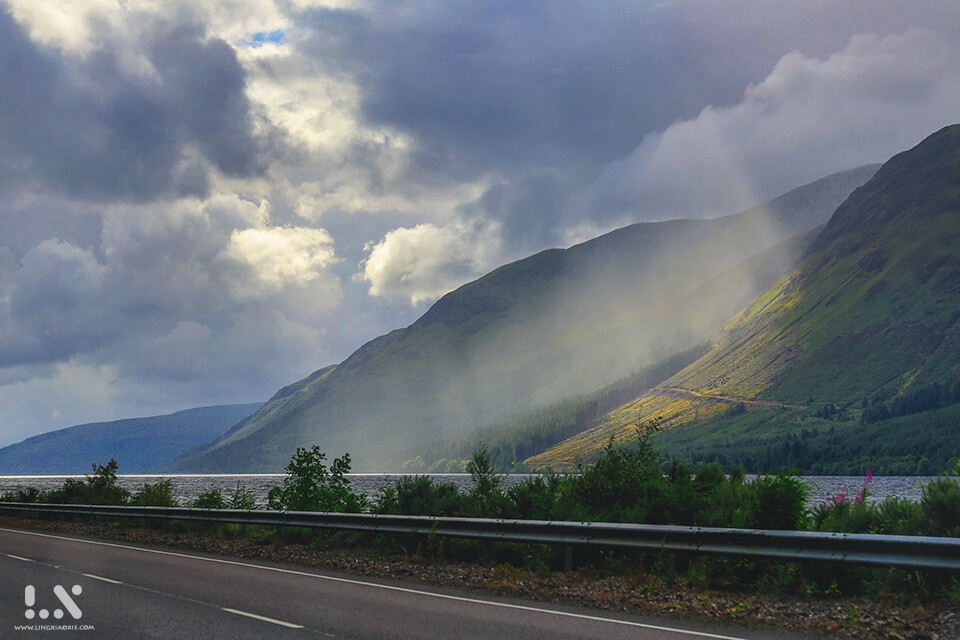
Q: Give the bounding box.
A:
[532,125,960,472]
[0,403,262,474]
[169,166,876,472]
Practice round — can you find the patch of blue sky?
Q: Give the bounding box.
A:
[247,30,285,48]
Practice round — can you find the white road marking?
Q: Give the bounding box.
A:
[0,527,747,640]
[222,607,305,629]
[82,572,123,584]
[6,553,34,562]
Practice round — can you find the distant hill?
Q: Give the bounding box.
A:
[0,404,262,474]
[530,125,960,473]
[170,165,876,472]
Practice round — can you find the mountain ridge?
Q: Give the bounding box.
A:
[169,165,878,472]
[0,403,262,474]
[529,125,960,472]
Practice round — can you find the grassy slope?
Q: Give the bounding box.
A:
[531,126,960,472]
[170,167,877,472]
[0,403,262,474]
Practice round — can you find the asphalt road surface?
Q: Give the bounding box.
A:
[0,526,810,639]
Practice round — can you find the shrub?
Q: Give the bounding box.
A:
[742,473,809,530]
[228,482,257,510]
[192,489,227,509]
[1,487,45,503]
[921,477,960,536]
[267,446,366,513]
[131,479,178,507]
[504,473,566,520]
[373,475,462,516]
[872,498,925,535]
[565,435,671,523]
[462,448,508,517]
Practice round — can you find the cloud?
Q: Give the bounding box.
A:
[3,240,110,366]
[583,29,960,221]
[359,219,501,305]
[296,2,745,176]
[286,1,960,247]
[3,0,960,439]
[0,8,264,201]
[219,226,340,298]
[0,192,344,412]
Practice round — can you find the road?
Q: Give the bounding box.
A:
[0,526,809,639]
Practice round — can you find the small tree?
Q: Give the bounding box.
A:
[267,446,365,513]
[228,482,257,510]
[465,448,505,517]
[468,448,501,498]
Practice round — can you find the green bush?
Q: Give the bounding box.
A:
[372,475,462,516]
[267,446,366,513]
[0,487,45,503]
[192,489,228,509]
[921,477,960,536]
[191,483,257,510]
[746,474,809,530]
[504,473,565,520]
[462,448,510,517]
[872,498,925,535]
[228,483,257,510]
[131,479,178,507]
[564,435,672,523]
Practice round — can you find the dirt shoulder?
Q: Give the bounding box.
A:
[2,516,956,640]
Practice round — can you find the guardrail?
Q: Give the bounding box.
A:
[2,502,958,572]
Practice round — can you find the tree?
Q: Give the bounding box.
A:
[47,458,130,505]
[267,446,365,512]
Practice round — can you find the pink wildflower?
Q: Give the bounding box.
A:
[855,468,873,505]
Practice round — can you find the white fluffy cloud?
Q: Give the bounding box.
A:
[585,29,960,221]
[219,226,340,299]
[359,220,501,305]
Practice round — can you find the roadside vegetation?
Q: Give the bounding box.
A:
[3,436,959,604]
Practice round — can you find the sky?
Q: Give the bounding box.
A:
[1,0,959,446]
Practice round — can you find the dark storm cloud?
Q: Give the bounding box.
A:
[297,2,761,175]
[1,239,112,366]
[295,0,960,246]
[458,171,580,250]
[0,9,262,202]
[298,1,745,246]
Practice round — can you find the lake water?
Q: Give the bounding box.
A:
[0,474,945,510]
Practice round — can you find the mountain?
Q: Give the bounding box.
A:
[0,403,262,474]
[170,166,878,472]
[529,125,960,473]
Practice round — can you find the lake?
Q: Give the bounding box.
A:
[0,473,945,509]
